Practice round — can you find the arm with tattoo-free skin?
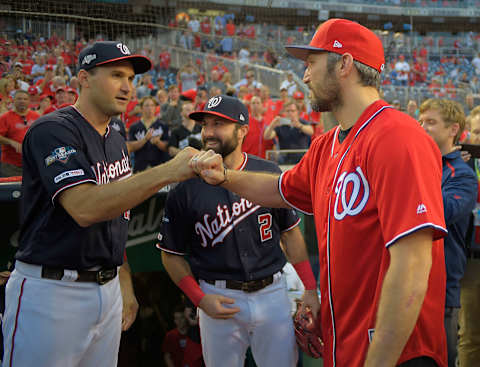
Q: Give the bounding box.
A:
[363,228,434,367]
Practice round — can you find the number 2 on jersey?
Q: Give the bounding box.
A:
[258,213,273,242]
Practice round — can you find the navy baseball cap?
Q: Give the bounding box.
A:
[189,95,249,125]
[78,41,152,74]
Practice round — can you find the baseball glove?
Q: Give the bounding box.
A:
[293,304,324,359]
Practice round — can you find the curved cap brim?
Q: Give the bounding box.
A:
[284,45,327,61]
[189,110,239,123]
[96,55,152,74]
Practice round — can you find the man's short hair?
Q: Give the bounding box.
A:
[420,99,466,142]
[470,106,480,120]
[139,95,158,107]
[327,52,380,90]
[168,84,179,92]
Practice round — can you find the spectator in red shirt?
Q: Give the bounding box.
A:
[225,19,236,36]
[212,59,229,79]
[35,65,55,95]
[37,94,53,115]
[162,305,203,367]
[242,96,273,159]
[259,85,277,124]
[0,90,40,176]
[158,48,171,72]
[200,17,211,34]
[275,87,290,115]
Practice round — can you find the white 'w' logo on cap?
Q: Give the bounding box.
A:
[208,96,222,109]
[333,40,343,48]
[116,43,131,55]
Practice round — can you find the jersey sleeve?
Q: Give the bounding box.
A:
[273,207,301,232]
[23,121,97,203]
[157,184,193,256]
[279,139,320,215]
[367,125,447,247]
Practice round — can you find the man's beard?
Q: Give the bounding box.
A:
[310,73,342,113]
[202,130,239,158]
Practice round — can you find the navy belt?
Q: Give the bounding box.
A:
[205,275,274,293]
[41,266,117,285]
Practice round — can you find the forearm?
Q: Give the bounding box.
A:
[281,227,317,290]
[222,169,287,208]
[119,262,135,296]
[156,140,169,151]
[263,124,277,140]
[126,139,147,153]
[281,227,310,264]
[161,252,194,284]
[364,231,433,367]
[0,135,18,146]
[169,146,180,156]
[299,124,314,136]
[162,251,206,306]
[59,160,180,227]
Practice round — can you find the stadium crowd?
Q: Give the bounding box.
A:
[2,19,480,367]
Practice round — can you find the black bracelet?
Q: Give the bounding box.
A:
[214,165,228,186]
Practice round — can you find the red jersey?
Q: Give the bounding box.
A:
[162,329,203,367]
[0,110,40,167]
[242,115,273,159]
[279,100,447,367]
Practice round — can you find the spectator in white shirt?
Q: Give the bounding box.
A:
[394,54,410,86]
[279,72,297,96]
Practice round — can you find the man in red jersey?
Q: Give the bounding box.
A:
[0,90,40,176]
[190,19,448,367]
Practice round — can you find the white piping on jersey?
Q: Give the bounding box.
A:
[156,244,187,256]
[326,105,392,366]
[385,223,447,248]
[51,178,97,205]
[281,217,301,233]
[330,126,340,157]
[278,173,314,215]
[238,152,248,171]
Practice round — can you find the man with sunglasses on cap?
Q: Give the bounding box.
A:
[2,41,198,367]
[159,95,319,367]
[190,19,448,367]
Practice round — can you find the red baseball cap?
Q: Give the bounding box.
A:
[285,18,385,73]
[66,87,78,97]
[28,86,39,95]
[56,86,66,93]
[180,89,197,102]
[293,91,304,100]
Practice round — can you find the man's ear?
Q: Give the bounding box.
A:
[77,69,90,89]
[450,122,460,139]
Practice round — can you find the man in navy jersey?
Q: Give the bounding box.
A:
[2,41,197,367]
[159,95,319,367]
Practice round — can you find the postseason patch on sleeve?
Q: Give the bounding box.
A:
[44,146,77,167]
[54,169,85,183]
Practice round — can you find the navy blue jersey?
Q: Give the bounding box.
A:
[128,118,170,172]
[17,106,131,270]
[109,117,127,140]
[168,124,202,150]
[158,153,300,281]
